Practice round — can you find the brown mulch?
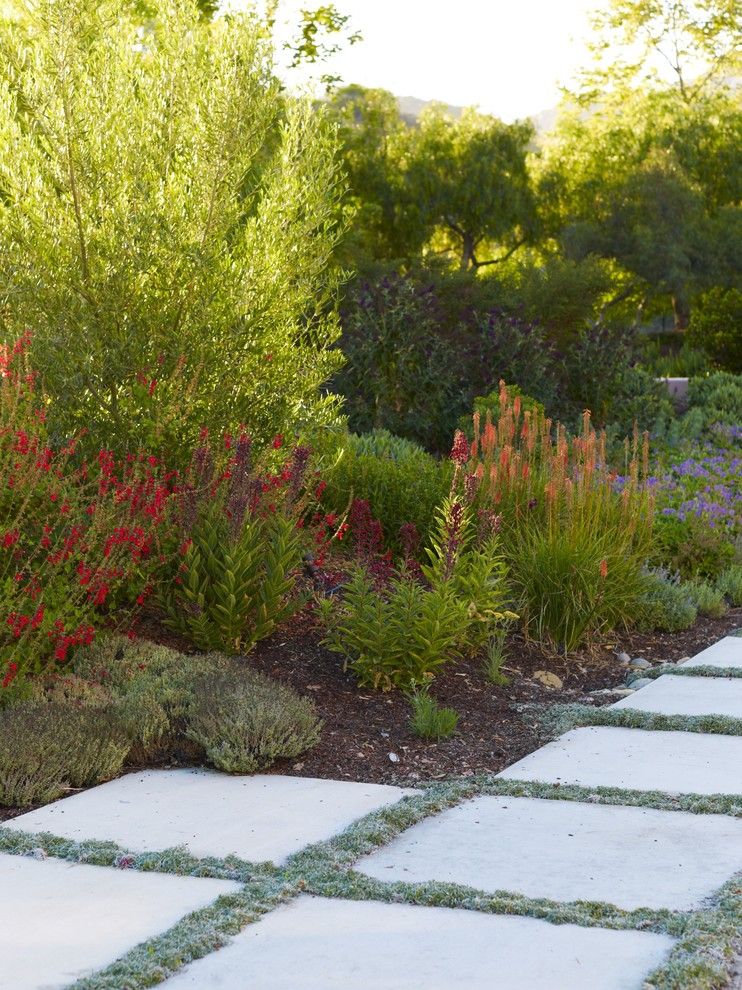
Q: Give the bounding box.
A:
[1,609,739,821]
[243,608,742,786]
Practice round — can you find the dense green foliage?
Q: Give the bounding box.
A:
[320,430,450,548]
[0,0,346,456]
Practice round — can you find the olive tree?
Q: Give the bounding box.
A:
[0,0,347,455]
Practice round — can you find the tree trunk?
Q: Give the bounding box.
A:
[671,293,690,332]
[460,232,475,271]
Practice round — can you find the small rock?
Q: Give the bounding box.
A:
[25,847,47,860]
[677,656,691,664]
[388,752,400,763]
[533,670,563,690]
[611,687,637,696]
[616,651,631,665]
[628,677,653,690]
[629,657,651,670]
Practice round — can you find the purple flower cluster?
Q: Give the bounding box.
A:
[654,447,741,534]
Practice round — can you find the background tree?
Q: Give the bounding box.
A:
[577,0,741,105]
[406,107,536,271]
[325,85,422,261]
[0,0,347,455]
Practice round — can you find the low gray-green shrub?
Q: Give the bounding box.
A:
[408,690,459,740]
[717,564,742,607]
[73,636,323,774]
[185,671,322,773]
[685,578,728,618]
[636,570,698,633]
[0,702,129,806]
[73,636,219,758]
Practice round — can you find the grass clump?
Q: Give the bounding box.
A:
[186,671,323,773]
[408,691,459,740]
[0,702,129,806]
[483,631,511,686]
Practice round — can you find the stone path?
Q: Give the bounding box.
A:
[1,634,741,989]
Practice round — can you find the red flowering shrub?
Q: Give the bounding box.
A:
[0,335,175,697]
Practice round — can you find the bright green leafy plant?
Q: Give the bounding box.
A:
[319,497,512,690]
[160,435,313,654]
[408,690,459,740]
[320,568,468,691]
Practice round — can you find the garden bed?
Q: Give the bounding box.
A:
[2,609,737,826]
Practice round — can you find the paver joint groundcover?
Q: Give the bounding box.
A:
[3,770,740,990]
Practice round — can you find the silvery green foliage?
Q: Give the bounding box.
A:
[0,0,346,456]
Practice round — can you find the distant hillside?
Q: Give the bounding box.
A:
[396,94,558,136]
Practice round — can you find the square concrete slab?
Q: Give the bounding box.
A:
[158,895,674,990]
[497,727,742,796]
[356,795,742,911]
[681,636,742,670]
[0,851,238,990]
[613,675,742,718]
[7,769,416,864]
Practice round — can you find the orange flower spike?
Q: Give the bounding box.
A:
[599,558,608,579]
[513,394,521,421]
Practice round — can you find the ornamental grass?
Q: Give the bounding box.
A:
[452,382,655,652]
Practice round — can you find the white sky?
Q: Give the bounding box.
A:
[226,0,599,121]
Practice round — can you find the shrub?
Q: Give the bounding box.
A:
[0,0,345,457]
[0,702,129,806]
[473,311,557,410]
[334,275,464,450]
[408,690,458,740]
[320,430,450,549]
[456,384,654,651]
[0,335,173,698]
[654,514,736,580]
[72,634,322,773]
[320,569,469,691]
[636,570,697,633]
[319,498,512,689]
[159,436,314,654]
[685,579,728,618]
[717,565,742,607]
[650,443,740,580]
[73,635,221,758]
[559,326,672,431]
[688,288,742,373]
[185,670,322,773]
[687,372,742,429]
